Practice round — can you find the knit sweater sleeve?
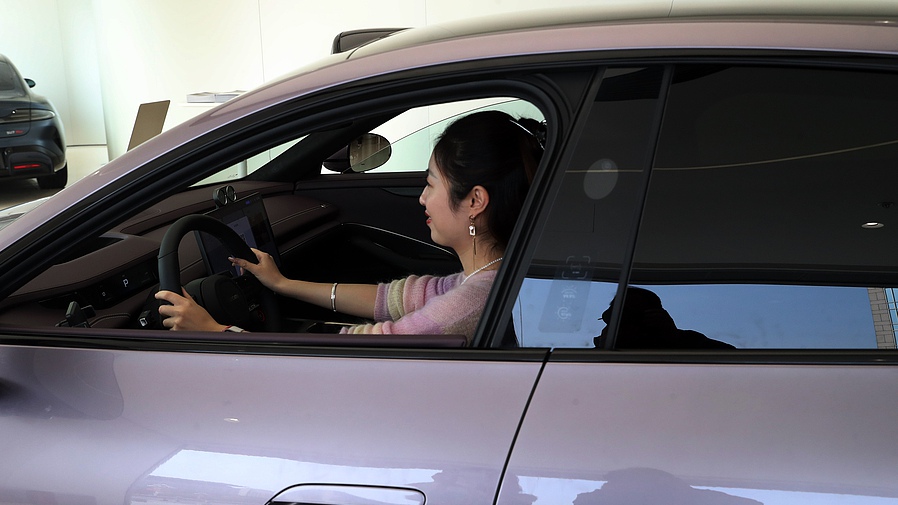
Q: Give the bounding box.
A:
[341,271,497,342]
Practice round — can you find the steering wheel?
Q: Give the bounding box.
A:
[157,214,280,331]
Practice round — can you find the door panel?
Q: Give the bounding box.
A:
[0,344,543,504]
[497,359,898,504]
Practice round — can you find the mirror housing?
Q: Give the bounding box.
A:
[331,28,407,54]
[323,133,392,173]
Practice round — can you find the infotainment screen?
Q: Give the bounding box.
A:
[195,193,281,276]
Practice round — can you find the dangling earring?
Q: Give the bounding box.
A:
[469,216,477,258]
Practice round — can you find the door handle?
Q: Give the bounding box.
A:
[269,484,424,505]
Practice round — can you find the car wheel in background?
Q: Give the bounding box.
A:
[37,164,67,189]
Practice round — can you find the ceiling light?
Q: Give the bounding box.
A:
[862,222,884,229]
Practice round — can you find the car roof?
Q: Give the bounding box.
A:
[347,0,898,59]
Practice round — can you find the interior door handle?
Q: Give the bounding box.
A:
[269,484,424,505]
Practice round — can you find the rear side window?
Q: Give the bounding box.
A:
[630,64,898,350]
[0,61,24,94]
[514,63,898,350]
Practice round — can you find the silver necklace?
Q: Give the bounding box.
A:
[462,257,503,285]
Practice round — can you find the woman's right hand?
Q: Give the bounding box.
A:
[229,248,287,294]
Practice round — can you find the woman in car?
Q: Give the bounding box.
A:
[156,110,543,341]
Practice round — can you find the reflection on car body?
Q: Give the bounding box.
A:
[1,2,898,504]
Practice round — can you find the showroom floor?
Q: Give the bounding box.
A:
[0,145,109,210]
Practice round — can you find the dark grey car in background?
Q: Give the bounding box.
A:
[0,53,66,189]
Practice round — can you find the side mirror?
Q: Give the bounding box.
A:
[25,78,35,88]
[324,133,392,173]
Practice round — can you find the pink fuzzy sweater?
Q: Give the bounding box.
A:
[341,270,497,342]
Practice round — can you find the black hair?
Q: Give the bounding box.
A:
[432,110,544,253]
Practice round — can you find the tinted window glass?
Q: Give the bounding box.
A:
[0,62,24,94]
[629,65,898,349]
[608,284,882,349]
[513,68,663,348]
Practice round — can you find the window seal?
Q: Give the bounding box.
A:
[549,348,898,365]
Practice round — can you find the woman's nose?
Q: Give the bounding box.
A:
[419,187,426,206]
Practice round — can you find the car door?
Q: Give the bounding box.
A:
[0,65,592,504]
[1,342,547,504]
[497,61,898,504]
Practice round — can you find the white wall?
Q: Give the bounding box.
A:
[57,0,107,146]
[90,0,265,156]
[0,0,106,146]
[0,0,66,114]
[2,0,600,161]
[258,0,426,83]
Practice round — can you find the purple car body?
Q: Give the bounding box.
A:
[2,3,898,505]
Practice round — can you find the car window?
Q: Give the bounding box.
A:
[193,98,544,185]
[0,61,25,95]
[629,64,898,350]
[193,139,301,186]
[618,283,882,349]
[513,63,898,350]
[364,98,545,173]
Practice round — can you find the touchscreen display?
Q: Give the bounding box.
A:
[196,193,281,276]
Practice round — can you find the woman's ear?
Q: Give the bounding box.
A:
[468,185,490,218]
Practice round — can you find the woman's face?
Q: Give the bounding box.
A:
[419,155,470,252]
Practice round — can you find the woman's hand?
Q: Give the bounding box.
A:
[155,288,228,332]
[229,248,377,317]
[229,248,287,293]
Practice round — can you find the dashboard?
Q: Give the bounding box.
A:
[0,181,337,329]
